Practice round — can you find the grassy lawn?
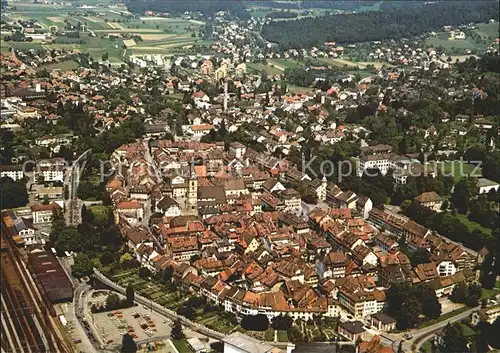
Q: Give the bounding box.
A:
[481,288,500,300]
[39,59,80,71]
[247,62,284,76]
[432,161,482,183]
[172,339,190,353]
[459,323,477,337]
[454,212,492,235]
[277,330,288,342]
[420,340,433,353]
[286,83,316,94]
[318,57,391,69]
[475,23,499,39]
[268,58,303,69]
[264,329,274,341]
[89,205,109,218]
[426,33,483,51]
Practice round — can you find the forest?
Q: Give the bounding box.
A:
[125,0,425,18]
[261,1,499,49]
[126,0,249,18]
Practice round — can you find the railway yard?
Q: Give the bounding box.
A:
[1,215,74,353]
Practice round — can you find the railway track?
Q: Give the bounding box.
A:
[1,227,73,353]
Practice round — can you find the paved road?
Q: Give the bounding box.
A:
[382,306,479,353]
[411,307,478,353]
[74,283,115,353]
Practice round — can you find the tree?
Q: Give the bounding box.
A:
[120,253,134,266]
[177,305,195,320]
[271,315,293,330]
[161,266,174,283]
[451,178,476,213]
[450,282,469,303]
[53,227,84,254]
[476,321,490,353]
[0,177,29,209]
[210,341,224,353]
[99,252,114,265]
[489,317,500,349]
[138,266,151,279]
[106,293,121,309]
[171,320,185,340]
[410,248,431,266]
[126,283,135,304]
[241,314,270,331]
[71,253,93,278]
[397,295,422,329]
[438,323,469,353]
[414,285,441,319]
[386,283,423,330]
[121,333,137,353]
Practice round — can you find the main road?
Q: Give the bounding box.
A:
[378,306,479,353]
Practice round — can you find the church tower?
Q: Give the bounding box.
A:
[319,175,327,201]
[186,169,198,212]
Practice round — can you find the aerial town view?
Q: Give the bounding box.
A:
[1,0,499,352]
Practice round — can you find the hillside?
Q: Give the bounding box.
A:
[261,1,499,49]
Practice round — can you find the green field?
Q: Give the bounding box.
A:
[454,212,492,235]
[247,62,283,76]
[286,83,316,93]
[277,330,288,342]
[264,329,274,341]
[318,57,391,69]
[268,58,303,69]
[432,161,482,183]
[39,59,80,71]
[3,3,209,60]
[427,33,483,50]
[475,23,500,39]
[172,340,190,353]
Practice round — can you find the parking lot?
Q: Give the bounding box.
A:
[91,302,173,348]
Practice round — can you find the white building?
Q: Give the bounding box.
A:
[222,332,289,353]
[1,165,25,181]
[31,203,61,224]
[477,178,499,194]
[229,142,247,159]
[436,259,457,277]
